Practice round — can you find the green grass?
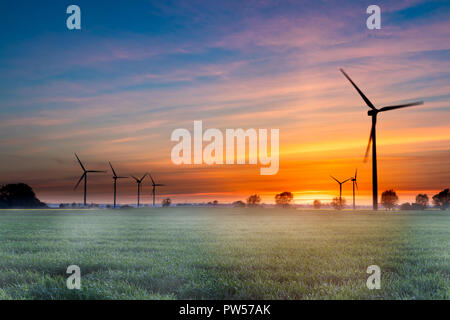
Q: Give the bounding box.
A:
[0,208,448,299]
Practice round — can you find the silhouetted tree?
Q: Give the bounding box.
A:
[232,200,245,207]
[162,198,171,207]
[432,189,449,210]
[415,194,429,210]
[0,183,46,209]
[247,194,261,207]
[275,192,294,208]
[313,200,321,209]
[331,197,346,210]
[381,190,398,210]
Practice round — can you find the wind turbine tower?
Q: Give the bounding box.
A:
[74,153,106,206]
[340,69,423,210]
[149,173,165,207]
[131,173,147,208]
[351,169,358,210]
[330,175,350,210]
[109,162,128,208]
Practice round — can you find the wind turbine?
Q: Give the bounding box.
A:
[109,162,128,208]
[149,173,165,207]
[74,153,106,206]
[340,69,423,210]
[330,175,350,210]
[350,169,358,210]
[131,173,147,208]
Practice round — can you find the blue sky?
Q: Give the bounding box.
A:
[0,0,449,204]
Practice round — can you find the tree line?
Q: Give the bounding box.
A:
[380,188,450,211]
[1,183,449,210]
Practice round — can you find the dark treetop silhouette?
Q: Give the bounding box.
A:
[275,191,294,208]
[74,153,106,206]
[340,69,423,210]
[432,188,450,210]
[0,183,46,208]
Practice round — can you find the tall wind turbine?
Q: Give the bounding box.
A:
[131,173,147,208]
[330,175,350,210]
[74,153,106,206]
[149,174,165,207]
[340,69,423,210]
[350,169,358,210]
[109,162,128,208]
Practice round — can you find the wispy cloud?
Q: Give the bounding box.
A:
[0,0,449,204]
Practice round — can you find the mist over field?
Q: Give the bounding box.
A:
[0,208,448,300]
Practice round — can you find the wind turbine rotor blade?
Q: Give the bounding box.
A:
[342,178,351,184]
[155,184,165,186]
[109,162,117,177]
[131,175,139,182]
[74,173,86,190]
[355,169,357,179]
[74,153,86,171]
[363,122,375,163]
[340,69,376,110]
[330,175,340,184]
[88,170,106,173]
[355,181,359,191]
[149,173,155,185]
[141,173,148,181]
[378,101,423,112]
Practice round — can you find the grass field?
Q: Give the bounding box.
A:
[0,208,448,300]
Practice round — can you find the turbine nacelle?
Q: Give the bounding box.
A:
[367,109,378,116]
[131,173,148,184]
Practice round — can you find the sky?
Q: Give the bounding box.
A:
[0,0,449,205]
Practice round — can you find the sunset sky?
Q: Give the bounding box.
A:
[0,0,449,205]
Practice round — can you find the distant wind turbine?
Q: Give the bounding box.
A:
[340,69,423,210]
[131,173,147,208]
[350,169,358,210]
[330,175,350,210]
[109,162,128,208]
[74,153,106,206]
[149,173,165,207]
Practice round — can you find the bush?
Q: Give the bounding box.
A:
[400,202,429,211]
[331,197,346,210]
[232,200,246,207]
[313,200,321,209]
[162,198,171,207]
[400,202,412,210]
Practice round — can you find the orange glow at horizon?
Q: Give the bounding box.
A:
[0,2,449,206]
